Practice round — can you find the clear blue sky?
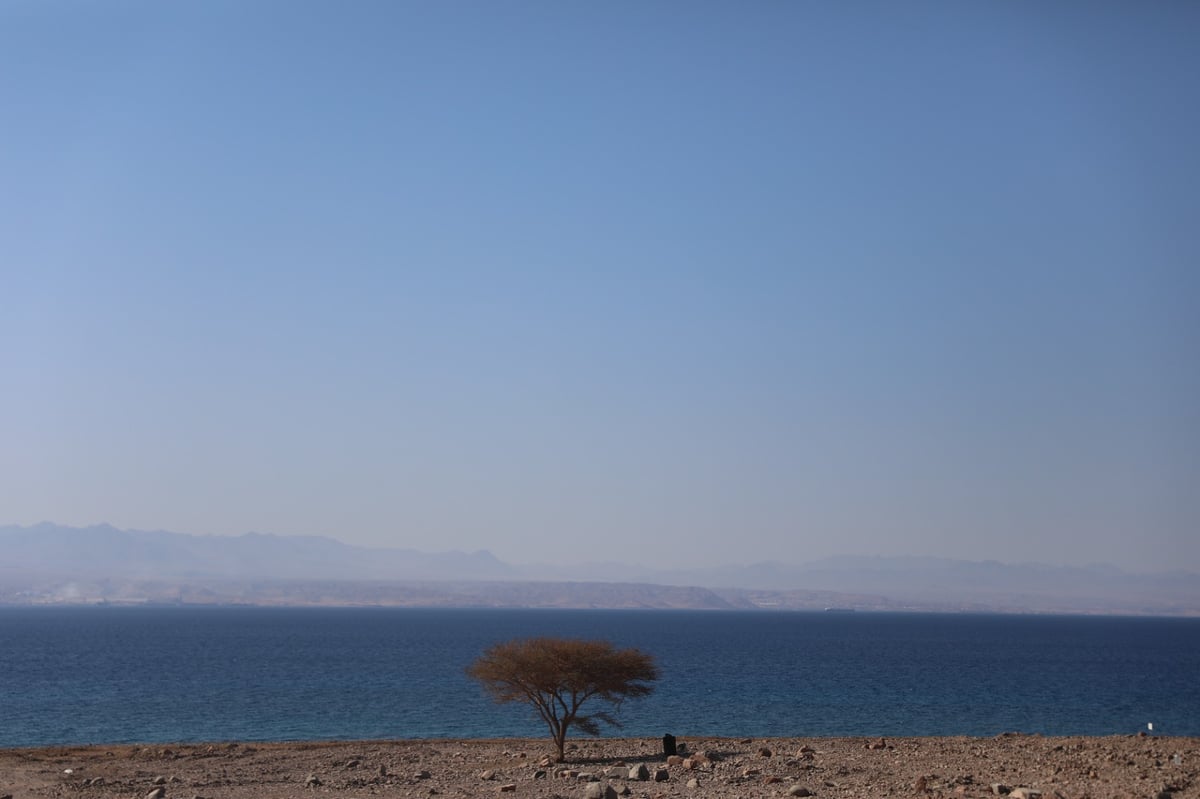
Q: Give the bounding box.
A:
[2,1,1197,572]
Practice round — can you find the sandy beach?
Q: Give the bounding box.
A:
[2,735,1196,799]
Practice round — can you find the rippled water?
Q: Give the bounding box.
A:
[2,606,1198,747]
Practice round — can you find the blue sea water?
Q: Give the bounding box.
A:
[1,607,1198,747]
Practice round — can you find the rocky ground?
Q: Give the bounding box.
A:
[1,735,1196,799]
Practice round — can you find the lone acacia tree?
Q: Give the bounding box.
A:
[467,637,659,762]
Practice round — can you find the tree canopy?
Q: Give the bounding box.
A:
[467,637,659,762]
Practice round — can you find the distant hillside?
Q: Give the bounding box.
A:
[2,523,1197,614]
[0,523,511,582]
[623,555,1200,615]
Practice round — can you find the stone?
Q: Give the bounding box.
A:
[304,775,322,788]
[991,784,1011,796]
[539,757,554,768]
[653,768,670,782]
[146,789,167,799]
[414,771,431,780]
[788,787,814,797]
[758,747,773,758]
[498,784,517,793]
[866,738,887,751]
[378,764,388,777]
[629,764,650,781]
[763,776,783,785]
[604,767,627,779]
[667,755,685,767]
[686,778,699,789]
[1008,790,1041,799]
[480,770,496,781]
[153,777,168,785]
[914,776,927,792]
[582,782,617,799]
[533,770,547,779]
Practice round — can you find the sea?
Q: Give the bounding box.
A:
[2,607,1198,748]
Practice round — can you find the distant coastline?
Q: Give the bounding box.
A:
[3,523,1198,616]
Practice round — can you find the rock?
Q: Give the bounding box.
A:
[763,776,784,785]
[1008,790,1041,799]
[667,755,685,767]
[991,784,1011,796]
[653,768,670,782]
[533,770,547,779]
[582,782,617,799]
[414,771,431,780]
[758,747,773,758]
[866,738,887,751]
[153,777,168,785]
[686,778,699,789]
[914,776,927,792]
[480,770,496,781]
[146,788,167,799]
[629,764,650,781]
[539,757,554,768]
[378,765,388,777]
[304,775,322,788]
[498,784,517,793]
[618,787,632,797]
[741,767,761,778]
[788,787,814,797]
[345,759,360,769]
[604,767,626,779]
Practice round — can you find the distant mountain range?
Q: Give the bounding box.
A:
[2,523,1197,615]
[0,522,510,582]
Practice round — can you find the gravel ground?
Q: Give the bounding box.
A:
[2,735,1196,799]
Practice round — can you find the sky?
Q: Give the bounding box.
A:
[2,1,1197,574]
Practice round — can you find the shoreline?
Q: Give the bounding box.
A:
[3,735,1196,799]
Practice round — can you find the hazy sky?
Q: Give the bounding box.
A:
[2,2,1197,573]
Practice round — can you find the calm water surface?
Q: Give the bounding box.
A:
[1,607,1197,747]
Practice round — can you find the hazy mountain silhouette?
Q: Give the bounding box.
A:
[0,522,511,582]
[2,523,1196,614]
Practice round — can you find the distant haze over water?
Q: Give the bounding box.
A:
[2,524,1198,615]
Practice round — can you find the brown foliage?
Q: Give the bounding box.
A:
[467,637,659,762]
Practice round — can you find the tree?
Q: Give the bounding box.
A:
[467,637,659,762]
